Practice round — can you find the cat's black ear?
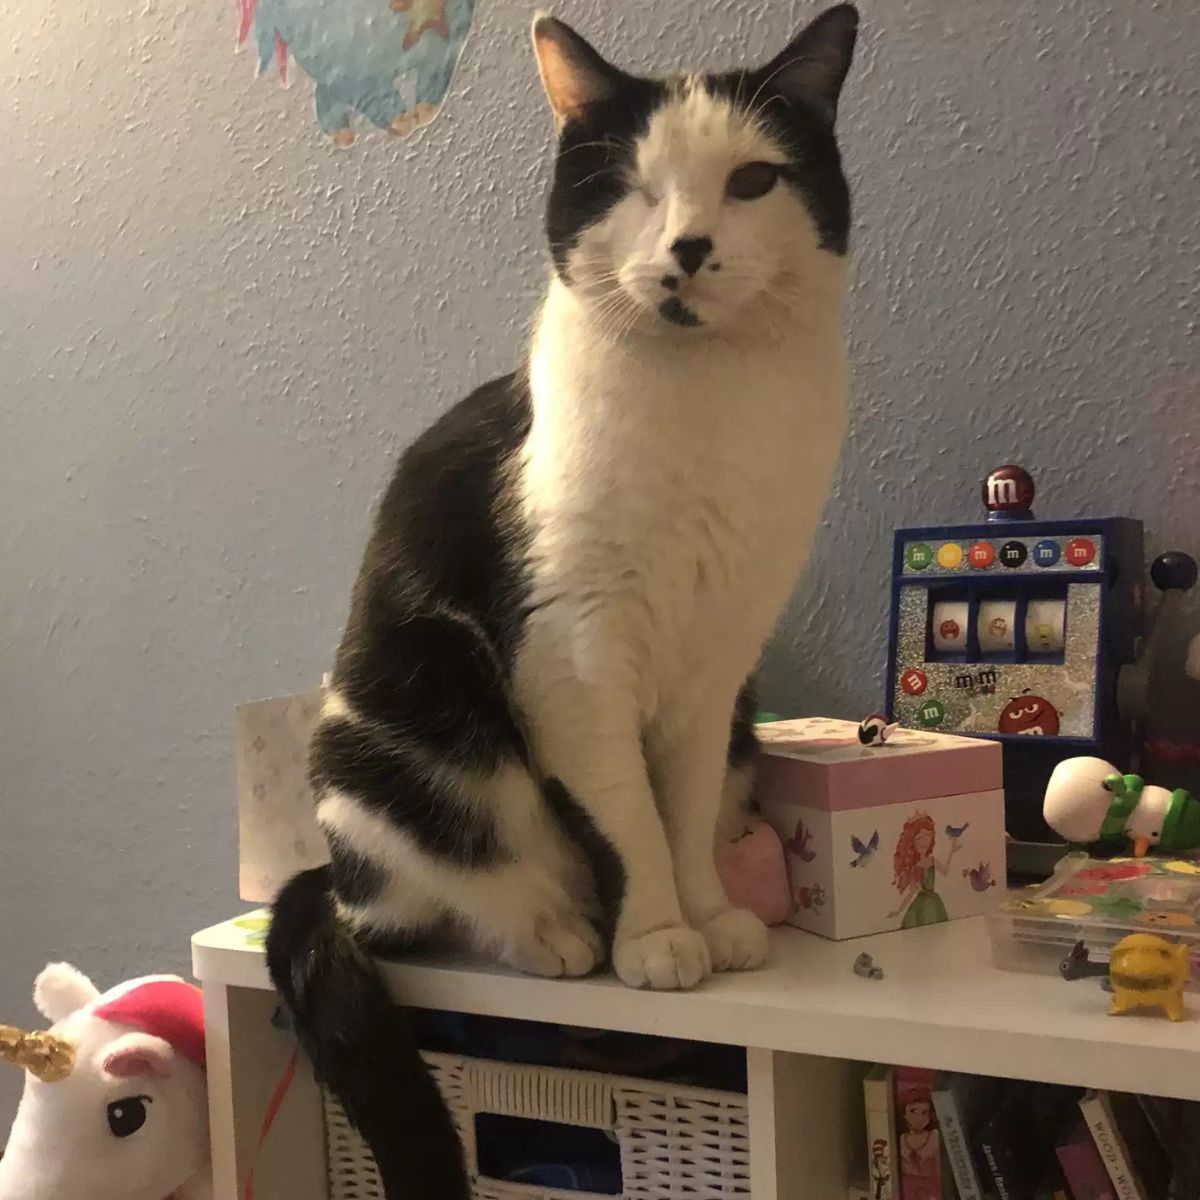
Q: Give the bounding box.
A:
[532,15,626,126]
[757,4,859,125]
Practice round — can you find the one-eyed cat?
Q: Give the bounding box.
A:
[268,9,860,1195]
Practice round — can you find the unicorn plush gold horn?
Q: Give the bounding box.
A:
[0,1023,74,1082]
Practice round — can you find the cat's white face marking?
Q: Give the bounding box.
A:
[564,84,832,337]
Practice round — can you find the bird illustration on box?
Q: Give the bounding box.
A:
[237,0,477,143]
[945,822,970,840]
[786,818,817,863]
[850,830,879,869]
[963,861,996,891]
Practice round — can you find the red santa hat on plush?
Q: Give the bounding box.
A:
[92,978,207,1071]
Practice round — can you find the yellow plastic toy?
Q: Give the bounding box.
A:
[1107,933,1191,1021]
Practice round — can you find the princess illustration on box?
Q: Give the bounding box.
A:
[889,812,962,929]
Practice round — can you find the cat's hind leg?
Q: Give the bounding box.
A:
[319,777,603,979]
[316,604,602,979]
[314,700,604,974]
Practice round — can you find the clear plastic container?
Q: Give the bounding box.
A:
[988,852,1200,988]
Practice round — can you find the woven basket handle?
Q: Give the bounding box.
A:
[462,1057,618,1130]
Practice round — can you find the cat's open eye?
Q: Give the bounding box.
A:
[726,162,780,201]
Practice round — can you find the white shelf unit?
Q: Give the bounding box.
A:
[193,913,1200,1200]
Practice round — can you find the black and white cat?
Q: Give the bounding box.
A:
[268,9,859,1196]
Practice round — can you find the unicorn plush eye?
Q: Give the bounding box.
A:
[107,1095,151,1138]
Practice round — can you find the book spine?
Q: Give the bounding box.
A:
[976,1135,1014,1200]
[896,1067,942,1200]
[1079,1093,1147,1200]
[932,1087,981,1200]
[1057,1139,1118,1200]
[864,1069,896,1200]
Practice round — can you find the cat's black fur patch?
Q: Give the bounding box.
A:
[545,80,667,281]
[332,373,533,773]
[728,681,759,769]
[327,831,388,907]
[336,609,527,773]
[660,297,703,328]
[313,718,502,867]
[708,5,857,255]
[544,776,626,938]
[706,73,852,255]
[356,925,437,959]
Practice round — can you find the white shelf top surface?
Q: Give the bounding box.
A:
[194,912,1200,1101]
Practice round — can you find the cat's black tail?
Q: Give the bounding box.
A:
[266,866,469,1200]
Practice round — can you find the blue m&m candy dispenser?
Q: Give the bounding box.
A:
[885,467,1143,840]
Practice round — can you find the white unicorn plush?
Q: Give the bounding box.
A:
[0,962,210,1200]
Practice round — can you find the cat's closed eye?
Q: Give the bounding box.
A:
[726,161,779,201]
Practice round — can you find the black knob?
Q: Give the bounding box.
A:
[1150,551,1198,592]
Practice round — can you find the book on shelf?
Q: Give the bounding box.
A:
[974,1081,1080,1200]
[1032,1157,1071,1200]
[859,1067,1197,1200]
[864,1064,897,1200]
[1056,1116,1117,1200]
[931,1072,1000,1200]
[973,1086,1024,1200]
[896,1066,943,1200]
[1136,1094,1200,1199]
[1079,1091,1170,1200]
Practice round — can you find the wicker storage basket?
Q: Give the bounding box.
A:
[324,1051,751,1200]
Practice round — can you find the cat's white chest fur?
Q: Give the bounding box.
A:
[518,278,847,714]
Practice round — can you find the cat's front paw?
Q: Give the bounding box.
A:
[613,925,711,991]
[699,907,769,972]
[511,911,604,979]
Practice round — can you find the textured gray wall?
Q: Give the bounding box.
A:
[1,0,1197,1123]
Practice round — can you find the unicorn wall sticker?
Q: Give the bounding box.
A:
[238,0,478,143]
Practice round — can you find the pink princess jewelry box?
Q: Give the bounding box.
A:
[755,718,1006,940]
